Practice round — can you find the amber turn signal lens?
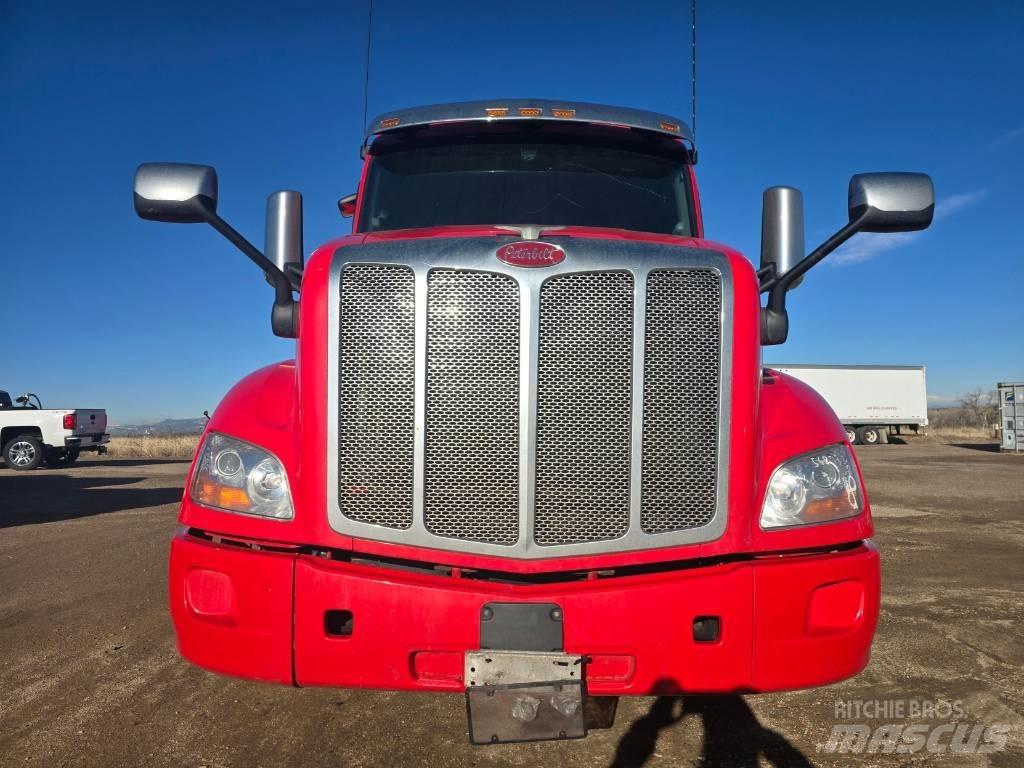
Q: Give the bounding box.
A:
[196,481,251,512]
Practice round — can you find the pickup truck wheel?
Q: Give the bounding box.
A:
[45,448,80,468]
[4,435,44,470]
[857,426,881,445]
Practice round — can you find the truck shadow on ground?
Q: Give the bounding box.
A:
[76,457,190,468]
[610,694,813,768]
[0,474,181,527]
[948,442,1002,453]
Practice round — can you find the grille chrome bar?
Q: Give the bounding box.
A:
[327,238,732,559]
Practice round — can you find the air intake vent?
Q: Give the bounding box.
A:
[424,270,520,545]
[641,269,721,534]
[338,264,416,529]
[534,272,634,545]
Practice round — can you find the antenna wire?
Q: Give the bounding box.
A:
[362,0,374,131]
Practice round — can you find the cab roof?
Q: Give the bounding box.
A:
[365,98,693,146]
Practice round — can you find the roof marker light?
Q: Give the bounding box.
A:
[485,107,509,117]
[518,107,542,117]
[379,117,400,128]
[660,121,680,133]
[551,108,576,119]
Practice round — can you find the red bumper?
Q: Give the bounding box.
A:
[169,532,879,695]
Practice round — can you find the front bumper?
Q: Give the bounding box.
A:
[168,531,879,695]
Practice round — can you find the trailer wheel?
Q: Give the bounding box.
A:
[3,435,44,470]
[845,426,858,444]
[857,426,882,445]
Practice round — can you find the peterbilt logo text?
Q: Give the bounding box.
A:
[496,242,565,267]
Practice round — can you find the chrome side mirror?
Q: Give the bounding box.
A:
[265,191,304,281]
[760,171,934,346]
[760,186,805,290]
[133,163,217,223]
[848,172,934,233]
[134,162,299,338]
[338,193,358,218]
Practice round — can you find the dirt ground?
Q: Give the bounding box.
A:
[1,440,1022,767]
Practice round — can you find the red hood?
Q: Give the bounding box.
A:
[313,224,750,266]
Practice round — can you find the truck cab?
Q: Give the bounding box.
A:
[134,99,934,743]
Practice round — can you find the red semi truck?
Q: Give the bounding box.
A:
[134,99,933,743]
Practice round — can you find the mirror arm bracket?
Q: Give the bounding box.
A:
[760,210,869,345]
[196,203,299,338]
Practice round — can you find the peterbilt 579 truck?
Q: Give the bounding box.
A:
[134,99,934,744]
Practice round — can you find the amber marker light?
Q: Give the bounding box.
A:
[197,481,252,512]
[485,107,509,117]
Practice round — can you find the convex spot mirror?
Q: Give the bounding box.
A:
[848,172,934,233]
[134,163,218,223]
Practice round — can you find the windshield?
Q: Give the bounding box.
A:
[359,129,695,236]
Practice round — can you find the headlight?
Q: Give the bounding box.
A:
[760,444,862,529]
[191,433,293,520]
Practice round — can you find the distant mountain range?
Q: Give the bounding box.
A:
[109,417,207,436]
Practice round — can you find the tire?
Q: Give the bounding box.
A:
[856,426,882,446]
[3,435,45,470]
[845,426,858,444]
[45,448,80,468]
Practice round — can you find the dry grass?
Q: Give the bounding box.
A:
[106,435,200,459]
[927,426,997,444]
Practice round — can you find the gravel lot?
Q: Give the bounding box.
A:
[1,441,1022,767]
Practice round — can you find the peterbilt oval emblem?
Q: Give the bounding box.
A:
[496,241,565,268]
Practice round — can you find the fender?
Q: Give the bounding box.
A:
[179,361,303,542]
[746,370,874,553]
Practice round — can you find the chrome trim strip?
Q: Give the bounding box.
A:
[327,237,732,559]
[628,266,650,534]
[411,268,428,534]
[519,275,539,551]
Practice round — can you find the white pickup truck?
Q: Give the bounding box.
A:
[0,391,109,470]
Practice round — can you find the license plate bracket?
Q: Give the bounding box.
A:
[465,650,586,745]
[466,680,586,744]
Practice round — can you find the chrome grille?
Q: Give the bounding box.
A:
[329,239,731,559]
[337,264,415,528]
[641,269,721,533]
[424,270,520,545]
[534,272,634,545]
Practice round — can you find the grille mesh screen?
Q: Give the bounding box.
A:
[641,269,721,533]
[338,264,415,529]
[424,270,520,545]
[534,272,634,545]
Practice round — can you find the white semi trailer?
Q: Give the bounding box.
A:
[768,364,928,445]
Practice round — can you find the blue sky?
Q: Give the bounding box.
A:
[2,0,1021,422]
